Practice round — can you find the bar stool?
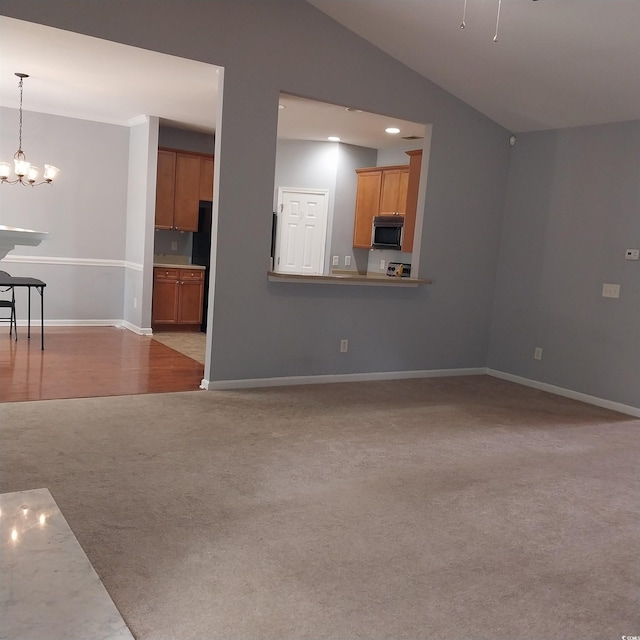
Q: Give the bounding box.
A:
[0,270,17,340]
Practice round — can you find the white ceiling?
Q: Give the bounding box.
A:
[309,0,640,132]
[0,17,220,133]
[0,16,424,149]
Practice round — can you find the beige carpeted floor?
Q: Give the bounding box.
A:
[1,375,638,640]
[152,332,206,364]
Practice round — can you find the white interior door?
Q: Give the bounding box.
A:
[275,188,328,275]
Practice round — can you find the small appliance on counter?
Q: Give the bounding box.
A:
[387,262,411,277]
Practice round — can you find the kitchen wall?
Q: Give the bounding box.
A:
[0,105,130,323]
[158,127,214,155]
[154,125,216,264]
[274,139,380,275]
[333,143,377,274]
[489,120,640,409]
[2,0,510,387]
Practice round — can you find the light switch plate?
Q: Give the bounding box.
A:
[602,283,620,298]
[625,248,639,260]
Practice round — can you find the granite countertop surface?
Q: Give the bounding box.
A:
[267,270,431,287]
[153,262,206,270]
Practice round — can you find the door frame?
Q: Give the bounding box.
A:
[275,187,330,275]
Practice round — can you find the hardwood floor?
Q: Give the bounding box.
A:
[0,327,204,403]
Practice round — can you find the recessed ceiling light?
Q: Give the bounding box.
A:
[385,127,401,134]
[278,103,286,110]
[346,107,364,113]
[328,136,341,142]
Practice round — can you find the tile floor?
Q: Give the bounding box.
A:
[0,488,134,640]
[151,331,206,364]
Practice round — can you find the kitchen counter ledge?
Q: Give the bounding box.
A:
[154,263,206,270]
[267,271,431,287]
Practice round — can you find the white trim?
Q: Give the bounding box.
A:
[119,320,153,336]
[487,369,640,418]
[14,318,153,335]
[200,367,486,390]
[16,318,121,327]
[127,114,149,127]
[2,255,143,270]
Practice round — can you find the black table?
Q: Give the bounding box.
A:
[0,275,46,349]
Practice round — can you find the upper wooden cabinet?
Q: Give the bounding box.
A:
[353,169,382,248]
[353,164,411,250]
[199,156,214,202]
[379,168,409,216]
[155,150,177,230]
[155,148,214,231]
[402,149,422,253]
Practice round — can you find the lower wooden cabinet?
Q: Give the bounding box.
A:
[152,267,204,329]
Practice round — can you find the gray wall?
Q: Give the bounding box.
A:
[489,120,640,408]
[333,144,377,273]
[158,126,214,155]
[2,0,510,383]
[0,106,130,323]
[155,125,216,263]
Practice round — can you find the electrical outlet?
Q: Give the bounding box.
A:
[380,259,385,270]
[602,283,620,298]
[171,241,178,251]
[625,248,639,261]
[133,297,137,309]
[340,339,348,353]
[534,347,542,361]
[332,255,339,266]
[345,256,351,266]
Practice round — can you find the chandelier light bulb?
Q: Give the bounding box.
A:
[43,165,59,182]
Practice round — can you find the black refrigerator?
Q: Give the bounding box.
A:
[192,202,212,332]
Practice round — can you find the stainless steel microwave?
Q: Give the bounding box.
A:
[371,215,404,250]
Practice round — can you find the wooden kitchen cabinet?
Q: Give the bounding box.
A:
[199,156,214,201]
[353,164,410,249]
[353,169,382,248]
[402,149,423,253]
[152,267,205,329]
[155,148,214,231]
[155,150,177,230]
[379,168,409,216]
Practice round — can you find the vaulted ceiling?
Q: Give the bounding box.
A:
[309,0,640,132]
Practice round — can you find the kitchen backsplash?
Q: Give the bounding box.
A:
[367,249,413,275]
[154,229,192,258]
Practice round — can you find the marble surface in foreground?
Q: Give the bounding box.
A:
[0,488,134,640]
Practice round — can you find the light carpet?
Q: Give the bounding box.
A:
[1,375,638,639]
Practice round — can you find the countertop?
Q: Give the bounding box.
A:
[154,263,206,270]
[267,270,431,287]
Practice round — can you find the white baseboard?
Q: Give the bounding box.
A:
[17,319,121,327]
[15,319,153,336]
[487,369,640,418]
[118,321,153,336]
[201,367,486,391]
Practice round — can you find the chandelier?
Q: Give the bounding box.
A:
[0,73,59,186]
[460,0,539,43]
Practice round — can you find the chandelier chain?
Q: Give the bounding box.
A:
[17,75,24,156]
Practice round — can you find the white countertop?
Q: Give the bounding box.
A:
[267,270,431,287]
[154,262,206,270]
